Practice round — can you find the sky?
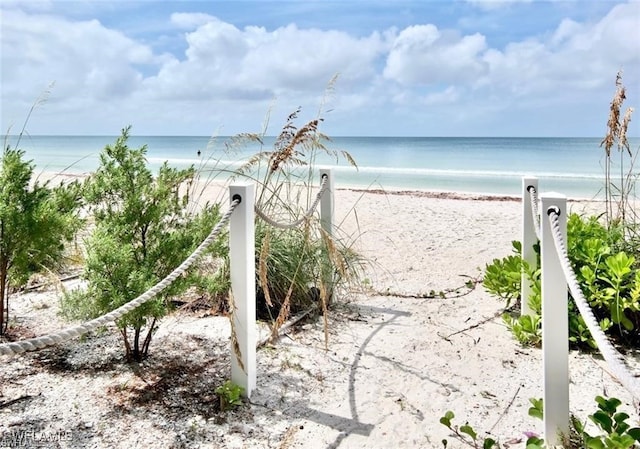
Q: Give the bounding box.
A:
[1,0,639,137]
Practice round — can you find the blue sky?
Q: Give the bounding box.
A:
[1,0,639,137]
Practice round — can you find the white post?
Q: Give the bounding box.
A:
[229,183,256,398]
[541,193,569,446]
[319,169,335,304]
[320,169,334,238]
[522,177,538,316]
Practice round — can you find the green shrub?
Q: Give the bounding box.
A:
[484,213,640,348]
[0,144,82,335]
[484,73,640,349]
[574,396,640,449]
[61,127,228,361]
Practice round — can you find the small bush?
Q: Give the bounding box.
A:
[61,127,228,361]
[483,213,640,348]
[0,142,82,335]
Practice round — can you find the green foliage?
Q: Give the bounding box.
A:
[483,241,522,308]
[528,398,544,421]
[578,396,640,449]
[503,313,542,346]
[256,221,318,319]
[61,127,227,361]
[442,396,639,449]
[215,381,244,411]
[439,410,508,448]
[483,212,640,349]
[0,144,82,334]
[484,76,640,350]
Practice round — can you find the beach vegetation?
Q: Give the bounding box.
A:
[215,380,244,411]
[600,70,638,236]
[60,127,228,361]
[223,102,365,342]
[0,135,82,336]
[484,73,640,350]
[482,242,523,308]
[440,395,640,448]
[485,215,640,349]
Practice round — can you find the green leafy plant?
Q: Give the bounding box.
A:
[484,212,640,348]
[528,397,544,421]
[61,127,228,361]
[577,396,640,449]
[439,410,541,448]
[503,313,542,346]
[215,381,244,411]
[442,396,639,449]
[527,396,640,448]
[0,139,82,335]
[483,243,523,308]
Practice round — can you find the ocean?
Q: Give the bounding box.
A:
[3,134,636,199]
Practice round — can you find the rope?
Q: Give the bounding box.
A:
[527,185,541,240]
[254,174,328,229]
[0,199,240,357]
[546,207,640,403]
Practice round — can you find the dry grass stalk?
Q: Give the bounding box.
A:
[601,71,626,157]
[258,232,273,308]
[319,281,329,350]
[272,280,294,342]
[270,110,322,172]
[600,70,636,227]
[227,291,245,372]
[322,228,347,280]
[620,106,634,156]
[224,81,362,348]
[278,425,299,449]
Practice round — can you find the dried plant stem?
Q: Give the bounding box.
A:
[600,70,635,229]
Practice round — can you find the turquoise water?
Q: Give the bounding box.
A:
[3,134,636,198]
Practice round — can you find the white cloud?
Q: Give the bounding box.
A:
[144,16,385,102]
[581,2,640,67]
[0,2,638,136]
[383,25,489,85]
[1,8,159,108]
[1,0,53,12]
[422,86,461,105]
[476,1,640,100]
[550,18,582,47]
[170,12,216,29]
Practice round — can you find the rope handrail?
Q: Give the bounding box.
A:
[527,185,542,240]
[0,198,240,357]
[546,207,640,403]
[254,174,328,229]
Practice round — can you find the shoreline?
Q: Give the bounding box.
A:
[13,132,617,202]
[343,187,609,205]
[42,169,606,204]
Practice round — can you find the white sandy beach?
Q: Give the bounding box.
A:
[1,183,638,449]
